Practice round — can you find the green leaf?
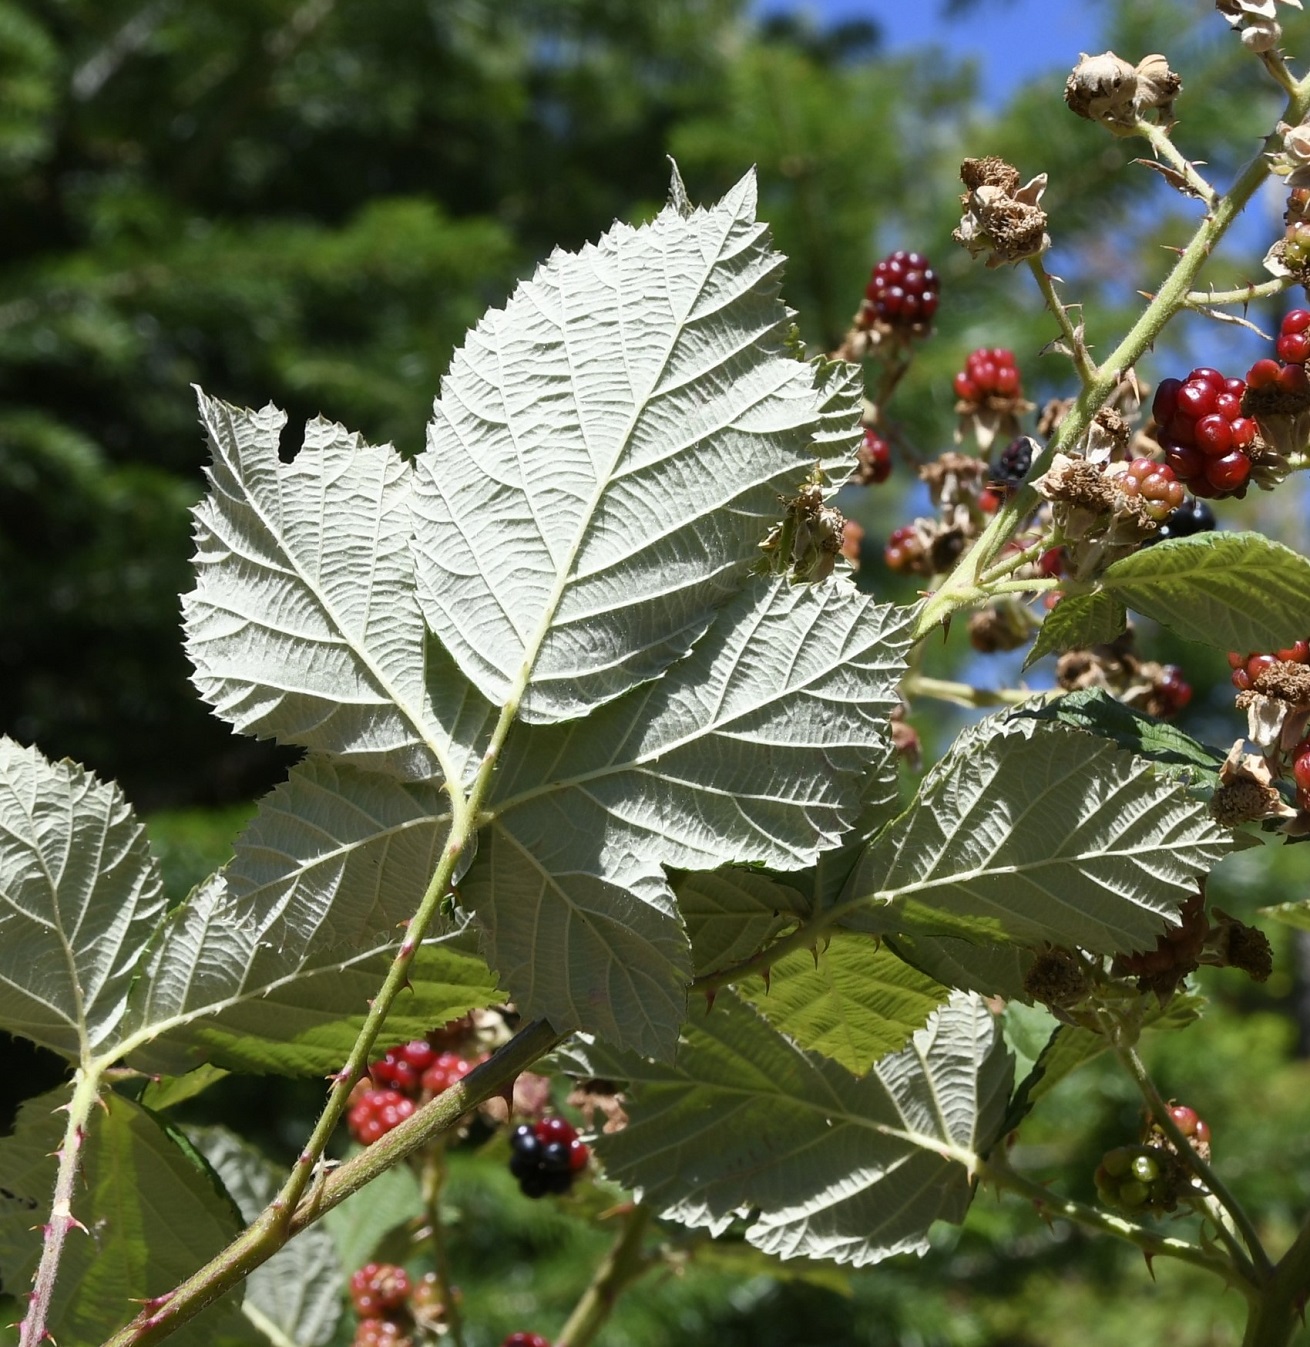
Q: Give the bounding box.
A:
[128,872,500,1076]
[184,394,489,785]
[567,991,1012,1266]
[677,868,810,979]
[140,1064,230,1112]
[738,935,947,1074]
[0,1090,243,1347]
[189,1127,341,1347]
[1013,689,1227,785]
[411,169,862,724]
[884,932,1034,1002]
[467,577,912,1057]
[0,737,166,1061]
[1025,591,1126,667]
[1100,532,1310,652]
[844,719,1231,955]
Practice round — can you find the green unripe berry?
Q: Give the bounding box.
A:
[1118,1180,1150,1208]
[1101,1147,1134,1179]
[1130,1153,1160,1184]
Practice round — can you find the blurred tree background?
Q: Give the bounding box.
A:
[1,0,1309,1343]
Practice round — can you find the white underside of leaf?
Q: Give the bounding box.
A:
[411,171,862,723]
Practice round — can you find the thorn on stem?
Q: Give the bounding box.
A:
[704,988,717,1014]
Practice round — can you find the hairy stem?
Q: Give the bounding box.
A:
[419,1145,466,1347]
[19,1067,103,1347]
[556,1203,655,1347]
[980,1151,1250,1290]
[913,68,1310,643]
[1027,257,1097,385]
[1134,120,1218,206]
[101,1020,564,1347]
[1184,277,1290,307]
[901,675,1038,709]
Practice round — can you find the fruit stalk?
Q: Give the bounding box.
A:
[555,1203,654,1347]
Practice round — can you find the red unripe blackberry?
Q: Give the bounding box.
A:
[349,1263,412,1318]
[1278,309,1310,363]
[354,1320,412,1347]
[1293,741,1310,809]
[864,249,939,329]
[1154,665,1192,716]
[371,1040,436,1093]
[420,1051,479,1096]
[347,1088,416,1146]
[1228,643,1309,689]
[1119,457,1185,521]
[1246,357,1281,389]
[856,427,892,484]
[502,1335,551,1347]
[954,347,1021,402]
[884,524,924,573]
[1153,367,1256,497]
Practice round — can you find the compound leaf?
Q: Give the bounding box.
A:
[1101,532,1310,652]
[411,169,860,723]
[569,991,1011,1266]
[0,737,166,1061]
[845,719,1230,954]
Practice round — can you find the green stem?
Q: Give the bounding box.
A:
[1242,1215,1310,1347]
[101,1020,564,1347]
[1184,277,1290,307]
[1027,257,1098,386]
[1116,1041,1271,1279]
[1134,120,1218,206]
[419,1145,466,1347]
[555,1203,655,1347]
[901,674,1038,709]
[19,1067,104,1347]
[980,1151,1250,1290]
[914,68,1310,644]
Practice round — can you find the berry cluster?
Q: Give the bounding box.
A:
[1275,308,1310,364]
[509,1116,590,1198]
[1094,1144,1185,1214]
[349,1264,449,1347]
[1114,456,1185,522]
[347,1031,485,1146]
[953,347,1021,402]
[1152,367,1257,496]
[860,249,939,330]
[1151,665,1193,718]
[1228,640,1310,690]
[883,524,926,574]
[855,427,892,485]
[988,436,1034,495]
[503,1335,551,1347]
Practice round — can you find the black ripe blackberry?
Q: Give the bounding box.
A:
[509,1118,589,1198]
[1147,496,1216,544]
[989,437,1034,494]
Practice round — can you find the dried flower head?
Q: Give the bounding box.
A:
[1064,52,1180,133]
[953,157,1050,268]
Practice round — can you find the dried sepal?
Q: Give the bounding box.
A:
[1064,52,1180,134]
[953,157,1050,268]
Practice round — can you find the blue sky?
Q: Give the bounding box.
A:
[755,0,1104,104]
